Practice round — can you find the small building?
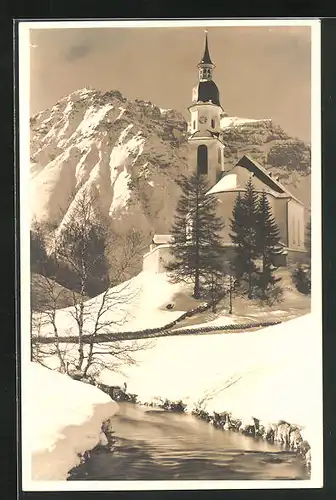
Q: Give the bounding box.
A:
[143,235,175,274]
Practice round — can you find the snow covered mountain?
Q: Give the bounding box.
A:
[30,88,311,244]
[30,88,190,239]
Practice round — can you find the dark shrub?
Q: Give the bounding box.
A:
[292,263,311,295]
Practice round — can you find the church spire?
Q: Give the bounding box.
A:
[198,30,214,66]
[197,30,215,81]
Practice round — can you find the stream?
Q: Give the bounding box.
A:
[68,402,309,481]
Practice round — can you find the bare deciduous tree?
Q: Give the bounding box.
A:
[31,188,152,380]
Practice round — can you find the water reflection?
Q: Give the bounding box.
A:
[68,403,309,481]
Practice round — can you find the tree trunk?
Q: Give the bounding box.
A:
[211,273,216,313]
[76,264,86,371]
[193,268,200,299]
[248,260,252,299]
[229,274,233,314]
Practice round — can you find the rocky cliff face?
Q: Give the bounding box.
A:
[30,88,189,239]
[30,88,311,246]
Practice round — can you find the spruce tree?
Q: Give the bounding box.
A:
[229,192,245,286]
[255,190,283,300]
[166,172,224,299]
[305,217,311,260]
[229,177,259,298]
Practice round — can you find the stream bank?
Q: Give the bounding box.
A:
[96,386,312,470]
[68,402,310,481]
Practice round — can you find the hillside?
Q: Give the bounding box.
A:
[31,273,88,311]
[30,87,311,248]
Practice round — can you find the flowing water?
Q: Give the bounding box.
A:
[68,402,309,481]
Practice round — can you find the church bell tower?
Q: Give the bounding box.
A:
[188,30,226,187]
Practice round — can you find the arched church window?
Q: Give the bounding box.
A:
[197,145,208,176]
[218,148,221,164]
[193,120,196,130]
[211,118,215,128]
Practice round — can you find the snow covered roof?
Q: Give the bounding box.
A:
[208,154,305,207]
[207,173,238,195]
[153,234,174,245]
[239,155,305,206]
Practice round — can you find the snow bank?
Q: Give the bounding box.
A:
[34,271,185,338]
[98,314,322,455]
[24,362,118,481]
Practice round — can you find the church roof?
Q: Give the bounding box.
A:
[195,80,221,107]
[189,129,218,139]
[239,155,304,205]
[153,234,174,245]
[209,154,305,207]
[198,31,214,66]
[207,173,238,195]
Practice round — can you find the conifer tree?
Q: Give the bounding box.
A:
[255,190,283,300]
[229,177,259,298]
[166,172,224,299]
[305,217,311,260]
[292,217,311,295]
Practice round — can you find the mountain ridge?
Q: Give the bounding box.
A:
[30,87,311,245]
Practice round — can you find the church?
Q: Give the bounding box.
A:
[143,31,307,274]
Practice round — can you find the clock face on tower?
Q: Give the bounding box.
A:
[199,116,207,124]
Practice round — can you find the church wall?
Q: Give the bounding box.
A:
[189,102,222,134]
[287,200,305,251]
[216,191,240,244]
[272,197,289,246]
[143,246,161,273]
[142,245,173,274]
[188,137,224,186]
[286,249,308,266]
[215,190,291,249]
[189,109,198,133]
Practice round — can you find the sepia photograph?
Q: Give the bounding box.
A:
[18,19,323,491]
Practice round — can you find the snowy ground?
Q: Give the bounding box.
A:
[22,363,118,482]
[24,314,322,487]
[97,314,322,481]
[33,271,186,338]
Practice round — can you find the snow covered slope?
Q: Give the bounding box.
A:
[98,314,322,470]
[30,88,188,239]
[23,362,118,482]
[33,271,185,339]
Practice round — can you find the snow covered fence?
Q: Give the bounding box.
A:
[32,318,282,344]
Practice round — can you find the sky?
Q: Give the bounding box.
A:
[29,24,312,142]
